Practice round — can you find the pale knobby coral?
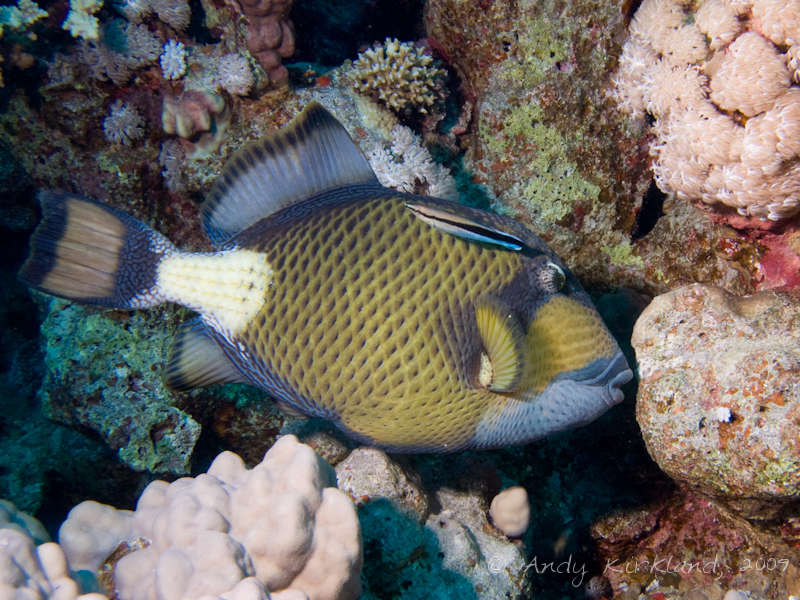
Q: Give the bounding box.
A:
[0,500,100,600]
[611,0,800,221]
[58,436,362,600]
[366,123,457,200]
[103,100,145,145]
[351,38,446,115]
[488,487,530,538]
[62,0,103,40]
[235,0,294,84]
[160,39,187,80]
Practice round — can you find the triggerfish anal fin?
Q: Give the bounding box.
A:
[202,102,380,247]
[475,297,525,392]
[165,318,250,391]
[405,201,525,251]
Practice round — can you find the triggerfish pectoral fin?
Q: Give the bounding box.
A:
[475,297,525,392]
[165,318,250,391]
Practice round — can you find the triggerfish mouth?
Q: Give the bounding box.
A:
[19,102,632,453]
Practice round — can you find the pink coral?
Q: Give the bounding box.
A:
[612,0,800,222]
[751,0,800,45]
[708,31,790,116]
[161,90,230,155]
[162,90,226,138]
[232,0,294,84]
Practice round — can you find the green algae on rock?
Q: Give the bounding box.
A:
[37,300,200,474]
[424,0,763,295]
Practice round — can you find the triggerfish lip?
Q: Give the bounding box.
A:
[470,351,634,449]
[587,351,633,408]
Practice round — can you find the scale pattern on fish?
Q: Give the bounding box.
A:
[19,103,632,452]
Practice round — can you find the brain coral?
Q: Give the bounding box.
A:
[611,0,800,222]
[350,37,445,115]
[58,436,362,600]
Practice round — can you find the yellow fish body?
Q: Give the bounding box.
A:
[20,103,631,452]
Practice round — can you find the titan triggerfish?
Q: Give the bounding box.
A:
[19,102,632,452]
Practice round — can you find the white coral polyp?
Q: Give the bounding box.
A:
[708,31,789,116]
[102,100,145,145]
[366,124,458,200]
[751,0,800,46]
[611,0,800,221]
[695,0,742,49]
[58,436,362,600]
[216,53,254,96]
[160,39,186,80]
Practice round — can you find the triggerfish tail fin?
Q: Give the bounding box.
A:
[19,191,174,309]
[165,318,249,391]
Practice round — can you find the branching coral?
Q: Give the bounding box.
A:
[0,0,47,37]
[366,123,457,199]
[611,0,800,222]
[62,0,103,40]
[350,38,446,116]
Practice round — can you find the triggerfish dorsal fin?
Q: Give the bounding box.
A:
[475,297,525,392]
[405,201,524,251]
[165,318,250,390]
[203,102,380,247]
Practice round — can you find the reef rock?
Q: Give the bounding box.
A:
[336,447,430,520]
[37,300,201,475]
[592,489,800,600]
[633,284,800,517]
[338,448,529,599]
[424,0,762,294]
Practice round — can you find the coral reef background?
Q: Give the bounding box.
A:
[1,0,800,598]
